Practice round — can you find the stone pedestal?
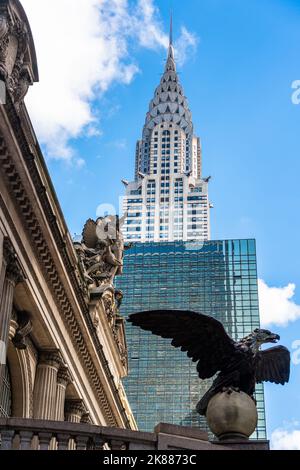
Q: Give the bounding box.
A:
[206,389,258,441]
[153,422,269,450]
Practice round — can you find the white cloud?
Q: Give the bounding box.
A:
[175,27,198,67]
[135,0,167,49]
[258,279,300,327]
[22,0,197,162]
[76,158,86,169]
[271,426,300,450]
[106,139,127,149]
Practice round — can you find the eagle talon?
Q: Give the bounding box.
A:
[222,386,239,395]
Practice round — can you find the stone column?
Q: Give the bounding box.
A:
[33,350,62,420]
[54,367,72,421]
[8,310,19,342]
[81,412,92,424]
[65,399,86,450]
[0,229,5,298]
[0,239,24,384]
[64,399,85,423]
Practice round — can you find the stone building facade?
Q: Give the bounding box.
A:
[0,0,136,430]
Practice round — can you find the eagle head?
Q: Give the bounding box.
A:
[240,328,281,353]
[252,328,280,346]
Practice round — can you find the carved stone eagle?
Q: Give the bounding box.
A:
[128,310,290,416]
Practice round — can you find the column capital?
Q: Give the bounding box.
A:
[81,412,92,424]
[39,350,62,370]
[3,238,25,285]
[57,366,72,387]
[65,399,85,418]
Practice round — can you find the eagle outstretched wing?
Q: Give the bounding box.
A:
[82,219,98,248]
[255,346,290,385]
[128,310,236,379]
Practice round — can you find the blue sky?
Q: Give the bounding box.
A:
[23,0,300,448]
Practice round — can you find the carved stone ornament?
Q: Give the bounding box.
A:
[76,217,130,367]
[12,310,33,350]
[3,237,25,285]
[0,1,38,106]
[74,215,128,292]
[113,317,128,368]
[101,288,116,325]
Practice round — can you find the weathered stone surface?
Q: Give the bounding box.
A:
[0,418,270,450]
[154,422,209,441]
[206,390,258,441]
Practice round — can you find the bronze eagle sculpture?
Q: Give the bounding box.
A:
[128,310,290,416]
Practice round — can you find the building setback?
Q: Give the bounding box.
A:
[116,240,267,439]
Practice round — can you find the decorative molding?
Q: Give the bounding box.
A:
[0,102,130,428]
[113,317,128,370]
[89,289,128,373]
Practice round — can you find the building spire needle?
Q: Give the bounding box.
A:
[169,11,173,47]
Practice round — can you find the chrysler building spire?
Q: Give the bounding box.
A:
[122,19,211,243]
[165,13,176,72]
[169,12,173,46]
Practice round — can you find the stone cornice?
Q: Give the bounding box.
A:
[0,95,131,428]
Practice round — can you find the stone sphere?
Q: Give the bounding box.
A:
[206,390,258,441]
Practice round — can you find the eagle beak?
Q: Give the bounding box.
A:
[270,334,280,343]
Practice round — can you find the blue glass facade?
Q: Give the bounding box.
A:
[116,239,267,439]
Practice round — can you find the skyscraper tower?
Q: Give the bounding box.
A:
[123,21,210,243]
[118,19,266,439]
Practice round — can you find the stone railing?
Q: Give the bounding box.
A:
[0,418,156,450]
[0,419,269,451]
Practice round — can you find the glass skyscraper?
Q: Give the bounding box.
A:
[116,239,267,439]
